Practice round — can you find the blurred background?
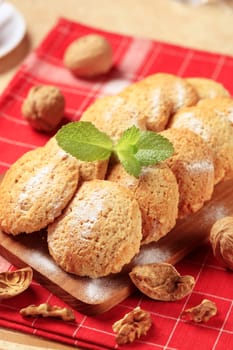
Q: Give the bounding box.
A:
[1,0,233,93]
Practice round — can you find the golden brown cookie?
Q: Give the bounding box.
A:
[160,128,214,218]
[47,137,108,182]
[107,163,179,244]
[120,80,173,131]
[169,106,233,184]
[22,85,65,132]
[47,180,142,278]
[81,95,146,141]
[198,97,233,124]
[120,73,198,131]
[140,73,199,113]
[186,78,230,100]
[0,140,79,235]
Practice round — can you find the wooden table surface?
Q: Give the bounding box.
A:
[1,0,233,348]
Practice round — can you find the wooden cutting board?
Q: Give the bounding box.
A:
[0,172,233,315]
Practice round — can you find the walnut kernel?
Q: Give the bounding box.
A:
[112,306,152,345]
[20,302,75,321]
[63,34,113,78]
[210,216,233,270]
[181,299,217,323]
[129,263,195,301]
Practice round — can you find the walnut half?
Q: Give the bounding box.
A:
[0,267,33,299]
[181,299,217,323]
[20,302,75,321]
[112,306,152,345]
[129,263,195,301]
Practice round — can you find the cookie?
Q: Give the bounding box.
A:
[169,106,233,184]
[81,95,146,141]
[0,139,80,235]
[198,97,233,124]
[186,78,230,100]
[120,73,198,131]
[160,128,214,218]
[120,80,173,131]
[47,180,142,278]
[48,137,108,181]
[140,73,199,113]
[107,163,179,244]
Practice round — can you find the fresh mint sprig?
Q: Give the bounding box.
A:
[55,122,174,177]
[55,122,113,161]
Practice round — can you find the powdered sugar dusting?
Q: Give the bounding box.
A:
[172,112,210,141]
[151,88,162,119]
[217,107,233,124]
[227,107,233,123]
[18,165,53,207]
[202,203,228,227]
[54,147,69,160]
[132,244,171,266]
[186,160,214,173]
[69,188,109,239]
[120,173,138,188]
[85,279,110,302]
[103,96,125,122]
[174,82,186,110]
[102,96,142,130]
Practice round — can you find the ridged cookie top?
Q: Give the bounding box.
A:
[81,95,146,141]
[141,73,199,113]
[0,140,79,235]
[46,137,108,182]
[47,180,142,278]
[186,78,230,100]
[120,73,198,132]
[160,128,214,218]
[198,97,233,124]
[169,106,233,184]
[107,162,179,245]
[120,80,173,132]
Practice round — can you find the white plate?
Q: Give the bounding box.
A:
[0,1,26,58]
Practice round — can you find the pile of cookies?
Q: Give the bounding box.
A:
[0,73,232,279]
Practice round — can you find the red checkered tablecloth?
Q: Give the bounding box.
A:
[0,18,233,350]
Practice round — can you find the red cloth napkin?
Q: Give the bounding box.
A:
[1,18,233,350]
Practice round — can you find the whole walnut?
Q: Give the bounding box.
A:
[22,85,65,132]
[210,216,233,270]
[63,34,113,78]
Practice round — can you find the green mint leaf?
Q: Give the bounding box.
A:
[115,125,141,150]
[56,122,173,178]
[114,126,142,177]
[117,147,142,177]
[114,126,174,175]
[56,121,113,161]
[135,131,174,166]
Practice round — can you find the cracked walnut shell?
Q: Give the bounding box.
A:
[129,263,195,301]
[181,299,217,323]
[63,34,113,78]
[20,302,75,321]
[112,306,152,345]
[210,216,233,270]
[0,267,33,299]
